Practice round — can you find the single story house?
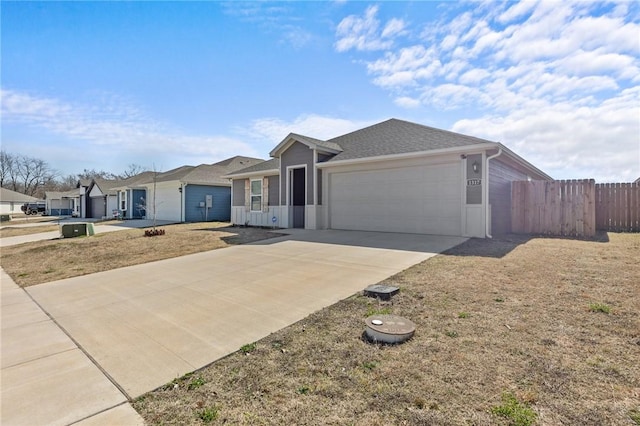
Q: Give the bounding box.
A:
[82,179,121,219]
[0,188,39,215]
[45,190,80,216]
[113,156,263,222]
[224,118,552,238]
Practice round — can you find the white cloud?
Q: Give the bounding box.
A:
[335,1,640,181]
[393,97,421,108]
[335,5,406,52]
[1,89,259,166]
[381,18,407,38]
[498,0,538,24]
[244,114,377,144]
[452,87,640,182]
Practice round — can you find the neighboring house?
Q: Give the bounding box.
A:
[83,179,122,219]
[45,190,80,216]
[0,188,39,215]
[113,156,263,222]
[111,172,156,220]
[224,118,552,238]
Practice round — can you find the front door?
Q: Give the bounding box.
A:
[290,168,305,228]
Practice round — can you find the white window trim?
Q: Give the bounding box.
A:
[250,179,262,212]
[285,164,307,207]
[120,191,127,211]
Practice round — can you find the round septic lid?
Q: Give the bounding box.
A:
[365,315,415,343]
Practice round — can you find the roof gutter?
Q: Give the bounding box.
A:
[485,148,503,239]
[221,169,280,180]
[316,143,498,169]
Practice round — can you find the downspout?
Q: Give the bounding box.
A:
[485,148,503,238]
[179,183,185,223]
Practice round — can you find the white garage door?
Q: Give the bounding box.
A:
[329,163,462,235]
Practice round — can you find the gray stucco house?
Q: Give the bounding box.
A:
[224,118,552,238]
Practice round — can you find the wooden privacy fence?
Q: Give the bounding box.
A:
[511,180,596,237]
[512,179,640,237]
[595,182,640,232]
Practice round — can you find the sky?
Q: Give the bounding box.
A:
[1,1,639,182]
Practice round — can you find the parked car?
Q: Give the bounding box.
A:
[21,202,46,215]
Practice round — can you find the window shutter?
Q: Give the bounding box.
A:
[244,179,250,212]
[262,177,269,212]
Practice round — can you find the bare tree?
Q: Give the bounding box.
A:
[120,163,148,179]
[57,174,81,191]
[136,165,162,232]
[18,156,55,197]
[1,151,21,191]
[77,169,117,181]
[0,151,15,189]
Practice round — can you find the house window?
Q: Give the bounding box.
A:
[250,179,262,211]
[120,191,127,211]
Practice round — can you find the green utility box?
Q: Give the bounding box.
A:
[61,223,88,238]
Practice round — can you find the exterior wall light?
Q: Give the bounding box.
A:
[472,161,480,173]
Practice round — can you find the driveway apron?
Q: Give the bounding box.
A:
[1,268,144,426]
[25,230,466,399]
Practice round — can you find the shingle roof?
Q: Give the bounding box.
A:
[45,190,78,199]
[325,118,495,162]
[122,156,266,186]
[288,133,342,153]
[223,158,280,177]
[93,179,124,195]
[179,156,265,185]
[0,187,39,203]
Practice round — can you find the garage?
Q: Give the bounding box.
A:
[328,162,462,235]
[90,196,106,219]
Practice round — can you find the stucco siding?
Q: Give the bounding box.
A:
[489,158,528,235]
[185,185,231,222]
[280,142,314,205]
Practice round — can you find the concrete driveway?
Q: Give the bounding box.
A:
[25,230,466,401]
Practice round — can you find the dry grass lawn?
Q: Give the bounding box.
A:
[0,222,282,287]
[0,224,59,238]
[133,233,640,425]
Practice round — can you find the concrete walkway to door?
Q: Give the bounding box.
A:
[24,230,466,403]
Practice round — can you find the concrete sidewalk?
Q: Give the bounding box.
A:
[0,220,175,247]
[1,268,144,426]
[26,230,466,399]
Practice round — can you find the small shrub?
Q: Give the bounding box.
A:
[445,330,458,338]
[240,342,256,354]
[629,408,640,425]
[458,312,470,318]
[495,297,505,302]
[490,392,537,426]
[198,406,219,423]
[589,302,611,314]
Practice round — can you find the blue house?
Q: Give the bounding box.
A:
[114,156,263,223]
